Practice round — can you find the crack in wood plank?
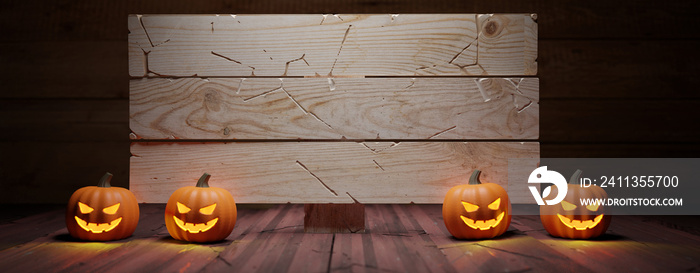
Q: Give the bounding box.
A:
[346,192,360,203]
[211,51,256,76]
[372,160,385,171]
[359,142,400,154]
[474,78,491,102]
[242,84,283,102]
[329,25,353,76]
[280,86,334,129]
[236,78,245,94]
[296,160,338,196]
[283,54,309,76]
[137,15,154,48]
[427,126,457,139]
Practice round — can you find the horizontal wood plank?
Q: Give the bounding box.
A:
[0,141,130,204]
[130,142,539,204]
[0,41,128,99]
[539,40,700,99]
[4,1,699,42]
[541,99,700,143]
[128,14,537,77]
[130,78,539,140]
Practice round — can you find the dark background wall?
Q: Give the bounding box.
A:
[1,0,698,204]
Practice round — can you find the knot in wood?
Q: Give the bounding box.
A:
[203,89,222,111]
[483,20,501,37]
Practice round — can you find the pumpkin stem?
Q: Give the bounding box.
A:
[569,169,582,184]
[98,172,113,188]
[468,170,482,185]
[196,173,211,188]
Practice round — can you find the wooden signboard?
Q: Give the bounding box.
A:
[129,14,539,230]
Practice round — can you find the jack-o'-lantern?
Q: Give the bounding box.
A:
[165,173,237,242]
[443,170,512,239]
[66,172,140,241]
[540,170,612,239]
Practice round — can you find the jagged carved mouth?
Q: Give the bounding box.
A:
[557,213,604,230]
[75,216,122,233]
[460,212,505,230]
[173,216,218,233]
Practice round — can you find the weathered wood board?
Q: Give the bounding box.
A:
[128,14,537,77]
[130,142,539,204]
[128,13,540,206]
[130,77,538,140]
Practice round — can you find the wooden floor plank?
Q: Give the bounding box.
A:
[202,204,311,272]
[0,230,125,273]
[59,204,265,273]
[0,205,698,272]
[329,233,368,272]
[0,204,169,272]
[392,205,459,273]
[0,206,65,251]
[285,233,334,273]
[414,205,589,272]
[514,215,700,272]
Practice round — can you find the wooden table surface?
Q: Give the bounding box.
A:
[0,204,698,272]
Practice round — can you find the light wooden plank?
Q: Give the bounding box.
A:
[128,14,537,77]
[130,141,539,204]
[130,77,538,140]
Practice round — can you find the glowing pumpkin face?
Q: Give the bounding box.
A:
[443,170,512,239]
[540,170,612,239]
[66,173,140,241]
[165,173,237,242]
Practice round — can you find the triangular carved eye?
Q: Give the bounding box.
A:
[177,202,191,213]
[462,201,479,213]
[561,200,577,211]
[488,198,501,210]
[199,203,217,215]
[78,202,94,214]
[102,203,120,214]
[586,204,600,212]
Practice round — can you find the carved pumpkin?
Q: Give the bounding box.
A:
[443,170,512,239]
[165,173,237,242]
[66,172,140,241]
[540,170,612,239]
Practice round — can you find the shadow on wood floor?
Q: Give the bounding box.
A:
[0,204,698,272]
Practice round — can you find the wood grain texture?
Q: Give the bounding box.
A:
[4,0,699,42]
[0,99,128,142]
[512,215,700,272]
[539,40,700,99]
[130,142,540,204]
[130,77,538,140]
[0,142,130,204]
[304,203,365,233]
[128,14,537,77]
[541,99,700,143]
[0,41,128,99]
[1,205,698,272]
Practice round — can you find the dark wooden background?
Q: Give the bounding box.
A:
[1,0,698,204]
